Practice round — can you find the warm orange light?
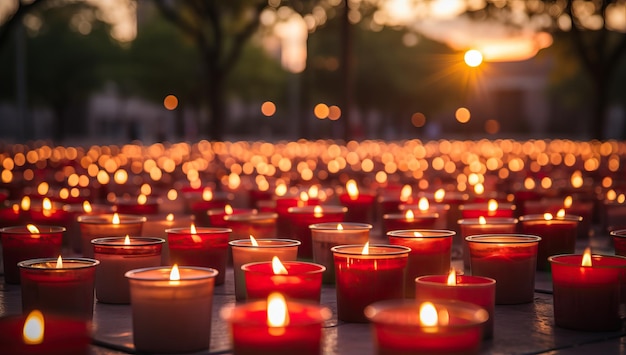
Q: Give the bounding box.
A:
[556,209,566,218]
[313,205,323,218]
[202,188,213,201]
[543,213,553,221]
[400,185,413,202]
[474,183,485,195]
[418,197,429,212]
[272,256,288,275]
[571,171,583,189]
[563,196,573,209]
[434,188,445,203]
[582,247,592,267]
[419,302,438,327]
[346,179,359,200]
[478,216,486,225]
[487,199,498,212]
[225,204,234,215]
[170,264,181,281]
[250,235,259,246]
[337,223,344,231]
[299,191,309,202]
[55,255,63,268]
[308,185,319,199]
[275,183,287,197]
[261,101,277,117]
[524,177,535,190]
[190,224,202,243]
[37,182,49,196]
[137,194,147,205]
[446,269,457,286]
[413,231,423,237]
[405,209,415,221]
[166,213,174,222]
[124,235,131,245]
[23,310,44,345]
[82,201,92,213]
[21,196,31,211]
[164,95,178,110]
[267,292,289,331]
[112,213,120,225]
[361,241,370,255]
[26,224,40,234]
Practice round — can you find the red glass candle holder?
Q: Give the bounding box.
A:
[18,257,99,320]
[77,214,146,258]
[466,234,541,304]
[518,214,582,270]
[186,190,231,226]
[248,188,273,209]
[141,213,195,265]
[225,212,278,240]
[309,222,371,284]
[387,229,454,298]
[92,236,164,304]
[339,192,376,225]
[221,296,331,355]
[286,205,347,259]
[243,260,325,302]
[28,200,73,227]
[0,311,91,355]
[458,217,518,273]
[208,207,256,227]
[0,201,22,228]
[399,202,451,230]
[113,196,160,215]
[62,202,114,254]
[549,253,626,331]
[1,225,65,284]
[125,266,218,353]
[382,212,439,236]
[166,227,231,285]
[332,244,410,322]
[365,299,488,355]
[610,229,626,256]
[230,238,300,301]
[275,195,309,239]
[415,275,496,338]
[460,202,515,219]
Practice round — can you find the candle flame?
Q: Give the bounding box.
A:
[37,182,49,196]
[42,198,52,211]
[413,231,423,237]
[190,224,202,243]
[82,201,93,213]
[55,255,63,268]
[137,194,147,205]
[556,209,566,218]
[202,188,213,201]
[434,188,445,202]
[166,213,174,222]
[418,197,429,212]
[170,264,180,281]
[400,185,412,202]
[112,213,120,225]
[272,256,288,275]
[361,241,370,255]
[337,223,344,231]
[563,196,573,209]
[346,179,359,200]
[299,191,309,202]
[250,235,259,246]
[487,199,498,212]
[124,235,131,245]
[419,302,438,327]
[225,204,234,215]
[275,183,287,197]
[313,205,323,217]
[405,209,415,221]
[582,247,592,267]
[23,310,44,345]
[478,216,486,225]
[308,185,319,198]
[543,213,553,221]
[267,292,289,330]
[12,203,19,214]
[571,171,583,189]
[474,183,485,195]
[21,196,31,211]
[447,269,457,286]
[26,224,40,234]
[524,177,536,190]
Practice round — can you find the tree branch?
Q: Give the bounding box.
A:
[221,1,267,72]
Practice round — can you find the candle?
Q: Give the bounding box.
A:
[27,198,73,227]
[207,205,255,227]
[274,194,310,239]
[399,197,451,230]
[229,237,300,301]
[221,292,331,355]
[459,199,516,219]
[225,212,279,240]
[141,213,195,265]
[387,229,454,298]
[77,213,146,258]
[332,243,410,322]
[286,205,347,259]
[186,188,231,226]
[466,234,541,304]
[0,310,91,355]
[0,225,65,284]
[415,271,496,338]
[125,265,218,353]
[338,179,376,224]
[18,257,99,320]
[166,225,231,285]
[0,201,22,228]
[610,228,626,256]
[92,236,164,304]
[377,184,415,223]
[518,212,582,270]
[62,201,114,254]
[382,210,439,236]
[113,194,160,215]
[457,217,518,273]
[242,257,325,302]
[364,299,488,354]
[549,249,626,331]
[309,222,371,284]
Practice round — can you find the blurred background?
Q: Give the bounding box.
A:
[1,0,626,144]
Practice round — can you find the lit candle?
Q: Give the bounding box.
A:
[399,197,451,230]
[166,225,231,285]
[141,213,195,265]
[285,205,347,259]
[309,222,371,284]
[415,270,496,338]
[62,200,114,254]
[18,256,99,320]
[549,248,626,331]
[242,256,326,302]
[125,265,218,353]
[459,199,515,219]
[224,212,279,240]
[387,229,454,298]
[365,300,488,354]
[338,179,376,224]
[77,213,146,258]
[466,234,541,304]
[382,210,439,236]
[0,225,65,284]
[457,217,518,273]
[92,236,164,304]
[332,243,410,322]
[229,237,300,301]
[28,198,72,227]
[207,204,255,227]
[113,194,160,215]
[221,292,331,355]
[274,192,311,239]
[0,201,22,228]
[185,187,231,226]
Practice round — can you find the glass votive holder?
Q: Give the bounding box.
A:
[466,234,541,304]
[125,266,218,353]
[459,201,516,219]
[382,212,439,236]
[18,257,99,320]
[458,217,518,273]
[549,253,626,331]
[77,214,146,258]
[610,229,626,257]
[387,229,454,298]
[113,195,160,215]
[242,260,325,302]
[1,225,65,284]
[309,222,371,284]
[92,236,164,304]
[286,205,347,259]
[338,191,376,225]
[332,244,410,323]
[141,213,195,265]
[229,238,300,301]
[225,212,278,240]
[365,299,488,355]
[519,214,582,270]
[166,227,231,285]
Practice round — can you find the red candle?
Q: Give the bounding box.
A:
[387,229,454,298]
[248,188,273,209]
[221,292,331,355]
[62,201,114,254]
[399,198,451,230]
[332,243,410,322]
[166,225,230,285]
[382,210,439,236]
[519,212,582,270]
[225,212,279,240]
[365,299,488,355]
[0,225,65,284]
[338,179,376,225]
[286,205,347,259]
[458,217,518,272]
[466,234,541,304]
[27,198,73,227]
[113,195,159,215]
[610,228,626,256]
[18,257,99,320]
[141,213,195,265]
[0,310,91,355]
[415,272,496,338]
[185,188,231,226]
[0,201,22,228]
[523,196,593,239]
[377,184,415,222]
[274,194,311,239]
[207,205,255,227]
[459,199,515,219]
[549,249,626,331]
[243,257,325,302]
[77,213,146,258]
[92,236,164,304]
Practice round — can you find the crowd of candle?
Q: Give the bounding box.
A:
[1,138,626,354]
